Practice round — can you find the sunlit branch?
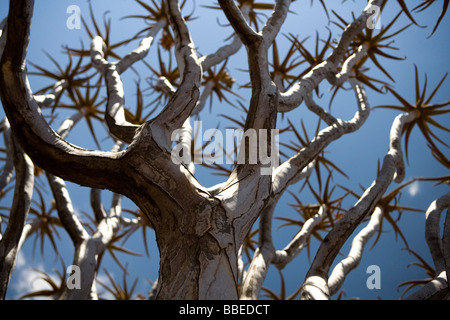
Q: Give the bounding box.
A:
[240,201,276,300]
[116,18,167,74]
[240,162,315,300]
[301,108,418,300]
[425,191,450,275]
[154,76,177,96]
[199,4,250,71]
[34,79,67,108]
[89,16,167,143]
[273,79,370,198]
[218,0,261,46]
[192,80,214,116]
[274,203,326,270]
[405,270,448,300]
[90,37,140,143]
[327,206,383,296]
[0,118,14,193]
[47,114,91,246]
[333,43,369,86]
[278,0,382,112]
[0,0,126,192]
[60,141,126,300]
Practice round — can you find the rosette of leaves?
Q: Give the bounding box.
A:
[124,0,195,51]
[331,7,411,83]
[29,51,93,112]
[397,248,436,299]
[68,3,134,61]
[376,66,450,168]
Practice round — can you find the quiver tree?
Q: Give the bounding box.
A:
[0,0,449,300]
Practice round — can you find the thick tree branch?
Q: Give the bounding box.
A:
[60,146,125,300]
[0,137,34,299]
[218,0,261,46]
[304,94,338,126]
[47,174,89,246]
[278,0,383,112]
[240,163,315,299]
[274,203,326,270]
[90,37,140,143]
[0,0,126,192]
[301,110,417,299]
[261,0,291,48]
[240,201,276,300]
[199,4,250,71]
[116,19,167,73]
[34,79,67,108]
[90,18,167,143]
[0,119,14,193]
[273,79,370,197]
[425,191,450,274]
[150,0,202,148]
[405,271,449,300]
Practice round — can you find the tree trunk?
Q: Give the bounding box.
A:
[148,196,240,299]
[156,225,239,299]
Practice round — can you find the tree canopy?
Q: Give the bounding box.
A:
[0,0,449,300]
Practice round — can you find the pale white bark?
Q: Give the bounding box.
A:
[150,0,202,149]
[273,79,370,197]
[90,37,140,143]
[199,4,250,71]
[278,0,383,112]
[218,0,261,46]
[0,118,14,193]
[261,0,291,48]
[240,163,315,299]
[0,137,34,299]
[443,209,450,290]
[3,0,447,301]
[274,204,327,270]
[154,76,176,97]
[304,94,337,126]
[33,79,67,108]
[301,110,417,300]
[334,43,369,86]
[192,80,214,116]
[328,206,383,296]
[89,18,166,143]
[425,191,450,274]
[240,201,276,300]
[60,142,125,300]
[0,18,7,62]
[405,270,448,300]
[0,1,126,191]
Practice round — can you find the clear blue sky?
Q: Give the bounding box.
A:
[0,0,449,300]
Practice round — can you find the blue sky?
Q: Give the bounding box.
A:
[0,0,449,300]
